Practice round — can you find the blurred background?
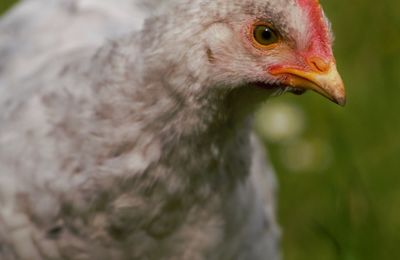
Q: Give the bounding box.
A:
[255,0,400,259]
[1,0,399,259]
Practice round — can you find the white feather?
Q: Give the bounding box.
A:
[0,1,307,259]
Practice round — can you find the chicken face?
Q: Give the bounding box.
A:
[203,0,346,105]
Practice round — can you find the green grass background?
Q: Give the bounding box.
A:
[266,1,400,259]
[1,0,399,259]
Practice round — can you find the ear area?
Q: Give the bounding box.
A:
[202,23,236,66]
[203,23,234,49]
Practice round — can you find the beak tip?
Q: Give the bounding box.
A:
[334,96,346,107]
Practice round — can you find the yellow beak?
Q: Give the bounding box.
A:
[270,62,346,106]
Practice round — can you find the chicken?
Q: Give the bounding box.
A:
[0,0,345,259]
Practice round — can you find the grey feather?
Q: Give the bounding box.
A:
[0,0,323,259]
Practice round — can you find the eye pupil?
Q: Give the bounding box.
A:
[262,28,272,40]
[253,25,278,46]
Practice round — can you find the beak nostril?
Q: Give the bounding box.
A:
[308,57,330,73]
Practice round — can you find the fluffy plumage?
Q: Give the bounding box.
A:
[0,0,343,259]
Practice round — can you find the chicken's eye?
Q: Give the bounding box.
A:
[253,25,279,46]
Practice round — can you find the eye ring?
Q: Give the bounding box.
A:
[251,23,280,48]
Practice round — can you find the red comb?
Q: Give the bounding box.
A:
[297,0,332,60]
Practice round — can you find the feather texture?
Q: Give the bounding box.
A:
[0,0,343,259]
